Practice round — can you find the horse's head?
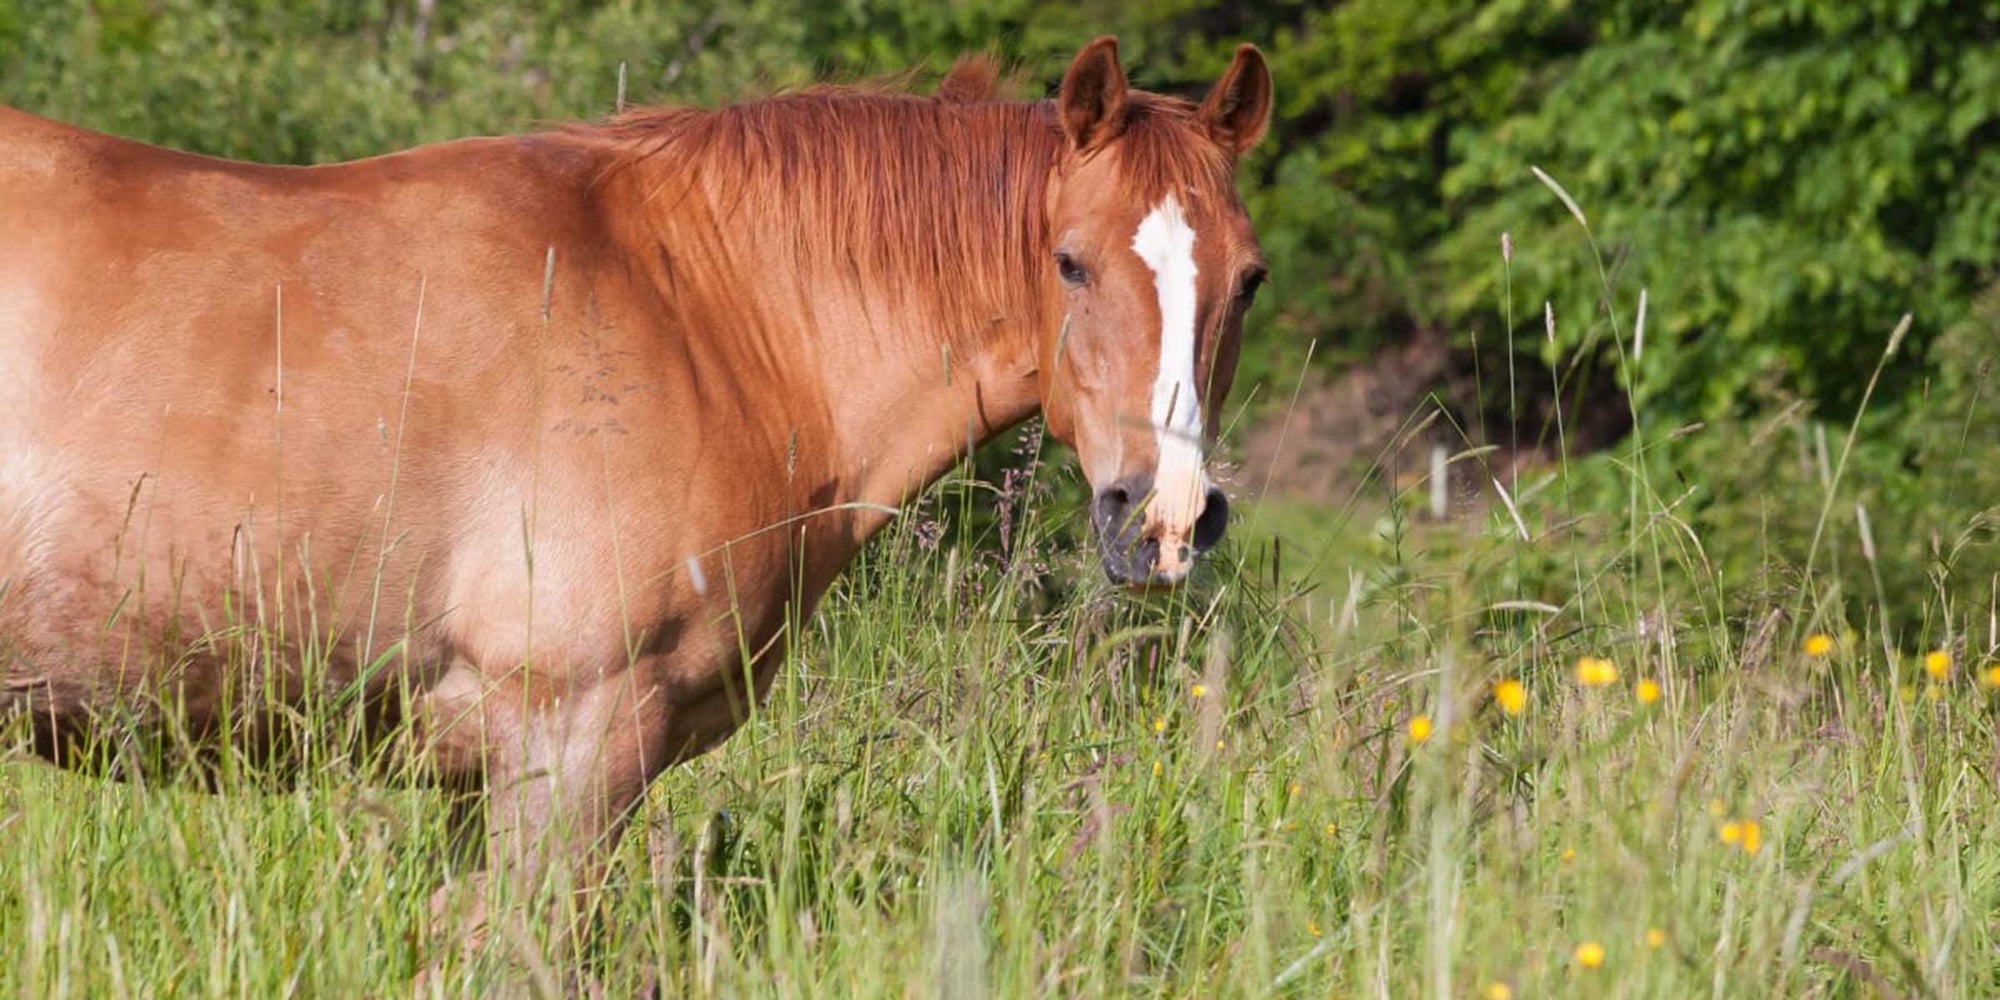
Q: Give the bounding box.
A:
[1037,37,1272,589]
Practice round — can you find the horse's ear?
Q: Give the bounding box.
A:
[938,53,1001,103]
[1058,36,1128,152]
[1198,44,1273,156]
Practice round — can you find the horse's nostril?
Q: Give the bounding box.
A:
[1192,487,1230,552]
[1092,478,1150,536]
[1092,487,1127,527]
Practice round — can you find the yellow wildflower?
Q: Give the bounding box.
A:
[1407,715,1434,744]
[1289,783,1303,797]
[1191,683,1209,699]
[1307,921,1322,938]
[1718,815,1764,854]
[1152,716,1167,733]
[1575,655,1619,688]
[1560,847,1576,863]
[1803,633,1835,657]
[1481,984,1514,1000]
[1925,650,1951,681]
[1646,927,1666,949]
[1573,940,1606,969]
[1151,760,1163,778]
[1493,678,1527,716]
[1635,678,1663,705]
[1982,664,2000,689]
[1324,822,1338,838]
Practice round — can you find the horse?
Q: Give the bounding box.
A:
[0,35,1272,962]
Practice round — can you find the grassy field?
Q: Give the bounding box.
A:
[6,390,2000,998]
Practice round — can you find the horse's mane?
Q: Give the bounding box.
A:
[559,55,1234,350]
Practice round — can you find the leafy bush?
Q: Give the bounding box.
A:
[1441,0,2000,426]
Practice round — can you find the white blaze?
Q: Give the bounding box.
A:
[1130,193,1207,551]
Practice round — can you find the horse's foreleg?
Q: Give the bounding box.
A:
[424,665,668,980]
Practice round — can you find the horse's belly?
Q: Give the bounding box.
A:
[0,427,446,758]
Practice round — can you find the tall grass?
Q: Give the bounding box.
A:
[7,190,2000,999]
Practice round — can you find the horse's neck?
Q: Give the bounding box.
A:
[812,107,1055,521]
[832,310,1046,515]
[616,103,1057,525]
[804,261,1048,523]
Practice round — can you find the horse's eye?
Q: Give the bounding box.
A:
[1238,266,1268,304]
[1055,251,1088,288]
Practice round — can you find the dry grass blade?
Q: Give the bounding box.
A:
[1492,478,1532,541]
[1530,165,1588,228]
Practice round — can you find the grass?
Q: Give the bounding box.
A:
[8,419,2000,997]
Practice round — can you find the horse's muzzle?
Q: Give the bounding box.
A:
[1091,475,1229,588]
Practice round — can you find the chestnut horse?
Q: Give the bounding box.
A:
[0,37,1271,953]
